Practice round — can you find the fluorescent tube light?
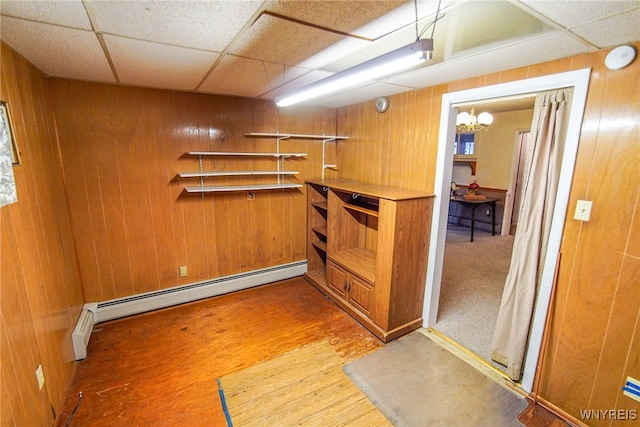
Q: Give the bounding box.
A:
[276,39,433,107]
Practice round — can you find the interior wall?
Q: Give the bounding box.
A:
[48,80,338,302]
[1,44,84,426]
[336,42,640,423]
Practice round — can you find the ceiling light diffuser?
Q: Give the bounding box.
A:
[276,39,433,107]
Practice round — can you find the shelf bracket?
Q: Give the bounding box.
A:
[322,136,338,180]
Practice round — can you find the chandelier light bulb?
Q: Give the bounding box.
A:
[456,106,494,132]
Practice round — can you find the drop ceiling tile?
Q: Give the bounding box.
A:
[0,16,114,82]
[0,0,91,29]
[199,55,272,97]
[266,0,405,37]
[104,35,219,91]
[228,13,343,66]
[518,0,640,29]
[571,8,640,48]
[88,0,263,52]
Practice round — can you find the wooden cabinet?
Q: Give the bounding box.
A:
[304,179,434,342]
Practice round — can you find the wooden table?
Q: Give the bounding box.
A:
[450,196,500,242]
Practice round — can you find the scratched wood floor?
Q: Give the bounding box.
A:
[56,277,383,426]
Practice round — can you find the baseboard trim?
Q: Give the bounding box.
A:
[87,261,307,324]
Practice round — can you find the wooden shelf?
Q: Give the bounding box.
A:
[343,203,379,217]
[312,226,327,238]
[312,240,327,253]
[184,183,302,193]
[329,248,376,284]
[311,201,328,211]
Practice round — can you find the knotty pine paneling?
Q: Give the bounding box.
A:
[335,41,640,424]
[1,44,84,425]
[49,80,337,302]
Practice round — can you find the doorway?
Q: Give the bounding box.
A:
[434,105,532,374]
[422,69,591,392]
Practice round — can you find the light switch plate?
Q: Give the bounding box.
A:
[574,200,593,221]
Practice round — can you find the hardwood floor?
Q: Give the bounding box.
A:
[56,278,383,426]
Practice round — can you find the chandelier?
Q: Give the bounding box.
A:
[456,107,494,132]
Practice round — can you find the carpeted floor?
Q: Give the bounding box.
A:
[434,225,515,372]
[344,331,528,426]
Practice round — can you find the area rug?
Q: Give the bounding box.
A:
[217,341,391,426]
[343,332,528,426]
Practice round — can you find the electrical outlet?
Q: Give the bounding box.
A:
[179,265,187,277]
[36,364,45,390]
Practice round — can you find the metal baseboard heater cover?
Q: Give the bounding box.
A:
[72,308,95,360]
[71,261,306,360]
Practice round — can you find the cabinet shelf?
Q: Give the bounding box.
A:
[184,183,302,193]
[312,240,327,253]
[329,248,376,284]
[343,203,379,217]
[311,201,328,211]
[312,226,327,238]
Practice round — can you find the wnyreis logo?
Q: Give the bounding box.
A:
[579,409,638,421]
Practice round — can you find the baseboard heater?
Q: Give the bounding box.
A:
[72,261,306,360]
[72,308,96,360]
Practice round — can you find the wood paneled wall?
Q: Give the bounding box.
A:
[1,44,84,426]
[336,42,640,424]
[48,80,338,302]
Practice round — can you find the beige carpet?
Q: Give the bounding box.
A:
[343,332,528,427]
[217,341,391,426]
[434,225,514,371]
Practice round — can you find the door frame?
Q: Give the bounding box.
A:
[422,68,591,392]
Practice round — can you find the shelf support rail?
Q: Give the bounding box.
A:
[275,133,291,185]
[322,136,338,180]
[198,154,205,199]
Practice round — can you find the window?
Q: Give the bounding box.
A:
[454,133,475,155]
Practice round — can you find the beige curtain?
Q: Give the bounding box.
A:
[491,88,573,380]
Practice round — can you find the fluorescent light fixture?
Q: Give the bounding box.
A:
[276,39,433,107]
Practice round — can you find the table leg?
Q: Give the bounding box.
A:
[470,205,476,242]
[491,201,496,236]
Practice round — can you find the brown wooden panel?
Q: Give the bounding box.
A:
[1,44,84,426]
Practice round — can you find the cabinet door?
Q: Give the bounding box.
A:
[327,263,347,298]
[348,275,372,315]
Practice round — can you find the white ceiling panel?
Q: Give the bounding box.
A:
[571,7,640,48]
[0,16,115,82]
[519,0,640,29]
[104,35,219,91]
[228,13,343,66]
[88,0,263,52]
[0,0,91,29]
[266,0,406,36]
[199,54,274,97]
